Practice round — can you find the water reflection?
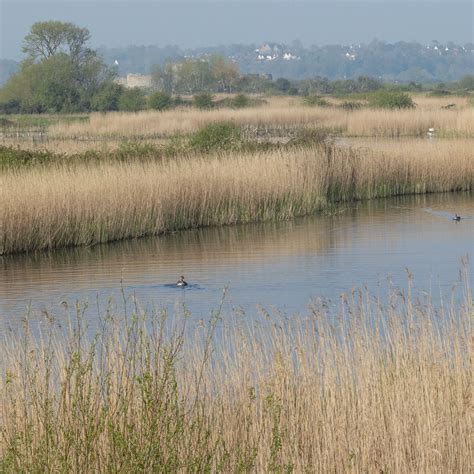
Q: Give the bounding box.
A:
[1,192,472,329]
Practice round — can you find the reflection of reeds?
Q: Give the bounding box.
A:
[1,143,473,254]
[0,275,471,472]
[2,191,471,296]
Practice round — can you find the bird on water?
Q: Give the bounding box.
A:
[176,275,188,287]
[453,214,461,222]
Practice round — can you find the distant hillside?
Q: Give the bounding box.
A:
[2,40,473,85]
[0,59,19,86]
[100,40,474,83]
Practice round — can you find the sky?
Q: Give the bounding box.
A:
[1,1,473,60]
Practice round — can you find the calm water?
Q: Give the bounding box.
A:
[0,192,472,331]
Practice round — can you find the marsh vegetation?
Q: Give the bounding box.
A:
[0,274,471,472]
[1,95,473,255]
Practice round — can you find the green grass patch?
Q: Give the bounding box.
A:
[0,114,89,131]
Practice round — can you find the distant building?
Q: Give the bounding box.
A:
[255,42,298,61]
[115,73,152,89]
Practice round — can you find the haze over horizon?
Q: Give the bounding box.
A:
[1,0,472,61]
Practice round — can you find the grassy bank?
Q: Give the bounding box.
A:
[0,276,471,472]
[1,142,472,255]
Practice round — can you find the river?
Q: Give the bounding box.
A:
[0,192,472,331]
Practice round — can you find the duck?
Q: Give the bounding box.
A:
[176,275,188,287]
[453,214,461,222]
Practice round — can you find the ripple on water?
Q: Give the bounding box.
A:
[0,192,472,330]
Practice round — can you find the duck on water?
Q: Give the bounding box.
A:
[453,214,462,222]
[176,275,188,287]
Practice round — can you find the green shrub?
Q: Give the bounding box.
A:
[114,141,162,160]
[231,93,250,108]
[188,122,240,153]
[0,145,56,169]
[90,83,123,112]
[118,88,146,112]
[302,95,329,107]
[0,99,21,114]
[457,74,474,91]
[149,91,172,111]
[0,117,16,127]
[193,93,214,110]
[368,90,415,109]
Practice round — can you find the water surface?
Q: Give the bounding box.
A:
[1,192,472,331]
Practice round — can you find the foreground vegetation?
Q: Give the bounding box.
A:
[0,275,471,472]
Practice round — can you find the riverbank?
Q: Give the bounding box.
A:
[0,277,470,472]
[2,141,472,255]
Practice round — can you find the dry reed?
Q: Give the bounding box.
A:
[47,103,474,140]
[1,143,472,255]
[0,273,471,472]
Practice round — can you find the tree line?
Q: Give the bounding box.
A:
[0,21,473,114]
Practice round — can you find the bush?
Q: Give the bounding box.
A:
[149,91,172,111]
[369,90,415,109]
[457,74,474,91]
[231,93,250,108]
[193,93,213,110]
[303,95,329,107]
[0,117,16,127]
[118,88,146,112]
[110,141,164,161]
[0,99,21,114]
[0,145,56,169]
[91,82,123,112]
[188,122,240,153]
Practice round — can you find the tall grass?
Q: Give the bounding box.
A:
[346,108,474,138]
[0,274,471,472]
[2,143,472,254]
[47,103,474,139]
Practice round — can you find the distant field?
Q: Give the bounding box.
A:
[0,94,472,152]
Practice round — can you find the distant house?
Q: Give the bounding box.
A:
[115,73,152,89]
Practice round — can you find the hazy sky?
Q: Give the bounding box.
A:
[1,1,473,60]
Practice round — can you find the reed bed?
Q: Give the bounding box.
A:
[49,107,346,138]
[0,275,471,472]
[47,104,474,140]
[346,108,474,138]
[1,143,472,255]
[410,94,469,110]
[349,137,474,161]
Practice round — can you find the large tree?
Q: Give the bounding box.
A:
[152,56,240,94]
[0,21,118,113]
[22,21,92,63]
